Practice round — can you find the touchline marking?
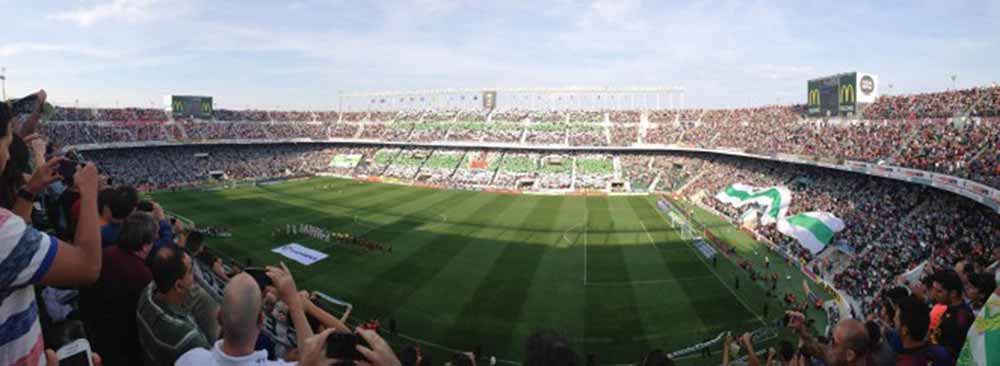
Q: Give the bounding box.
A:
[647,200,766,326]
[638,220,657,248]
[585,275,716,286]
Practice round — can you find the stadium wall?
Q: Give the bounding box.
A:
[66,138,1000,213]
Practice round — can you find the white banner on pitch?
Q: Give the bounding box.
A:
[272,243,328,266]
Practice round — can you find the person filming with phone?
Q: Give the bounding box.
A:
[176,263,401,366]
[785,310,872,366]
[0,97,103,365]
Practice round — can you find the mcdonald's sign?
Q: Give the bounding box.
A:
[839,84,855,104]
[838,73,857,113]
[170,95,213,119]
[808,89,820,106]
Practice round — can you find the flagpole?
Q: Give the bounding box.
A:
[1,66,6,101]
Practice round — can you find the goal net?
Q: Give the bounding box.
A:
[667,210,696,240]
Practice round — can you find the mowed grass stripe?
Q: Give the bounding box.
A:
[513,197,587,354]
[154,180,793,364]
[290,189,488,285]
[637,197,762,337]
[299,192,501,325]
[355,194,523,322]
[619,196,718,345]
[439,196,562,357]
[609,197,711,349]
[299,188,488,281]
[340,193,513,341]
[583,197,651,361]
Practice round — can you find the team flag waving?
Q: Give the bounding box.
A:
[776,212,845,255]
[714,184,791,225]
[715,183,846,255]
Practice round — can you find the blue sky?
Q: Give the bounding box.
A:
[2,0,998,109]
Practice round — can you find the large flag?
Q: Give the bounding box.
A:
[957,292,1000,366]
[714,184,791,225]
[776,212,845,255]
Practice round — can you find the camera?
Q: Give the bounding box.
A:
[9,94,39,115]
[243,267,272,290]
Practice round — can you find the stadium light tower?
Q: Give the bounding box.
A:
[950,75,957,90]
[1,66,6,100]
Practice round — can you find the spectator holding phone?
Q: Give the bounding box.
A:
[299,290,351,333]
[786,310,871,366]
[0,101,103,365]
[738,332,762,366]
[182,230,231,281]
[136,200,175,251]
[100,185,138,247]
[177,263,401,366]
[175,269,300,366]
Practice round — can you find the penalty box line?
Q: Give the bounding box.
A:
[582,214,683,287]
[648,200,767,326]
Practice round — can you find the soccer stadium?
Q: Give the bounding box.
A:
[2,2,999,366]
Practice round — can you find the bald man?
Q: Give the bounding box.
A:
[176,264,331,366]
[787,311,871,366]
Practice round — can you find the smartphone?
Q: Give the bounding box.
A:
[325,331,370,360]
[56,338,93,366]
[57,159,85,181]
[244,267,272,290]
[10,94,39,115]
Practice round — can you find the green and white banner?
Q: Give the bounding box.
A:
[776,212,845,255]
[714,183,790,225]
[957,293,1000,366]
[329,154,362,169]
[715,183,844,255]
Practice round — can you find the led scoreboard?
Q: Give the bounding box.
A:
[169,95,213,119]
[806,72,878,117]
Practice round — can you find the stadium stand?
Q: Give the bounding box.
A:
[4,85,999,366]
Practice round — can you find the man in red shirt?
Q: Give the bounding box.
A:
[929,270,974,360]
[80,211,158,365]
[893,295,951,366]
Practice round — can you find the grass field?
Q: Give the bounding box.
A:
[152,177,827,364]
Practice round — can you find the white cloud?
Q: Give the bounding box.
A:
[49,0,168,27]
[0,43,117,58]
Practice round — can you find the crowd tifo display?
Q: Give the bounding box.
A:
[3,85,998,366]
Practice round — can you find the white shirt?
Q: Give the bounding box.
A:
[175,340,295,366]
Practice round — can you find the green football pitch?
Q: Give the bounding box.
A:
[152,177,827,364]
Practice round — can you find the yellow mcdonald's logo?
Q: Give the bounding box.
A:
[840,84,855,104]
[808,89,820,106]
[173,100,183,111]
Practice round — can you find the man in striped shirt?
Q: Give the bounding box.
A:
[136,245,211,366]
[0,102,103,365]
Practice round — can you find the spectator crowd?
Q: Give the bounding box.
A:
[3,86,999,366]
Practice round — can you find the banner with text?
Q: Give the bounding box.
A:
[272,243,329,266]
